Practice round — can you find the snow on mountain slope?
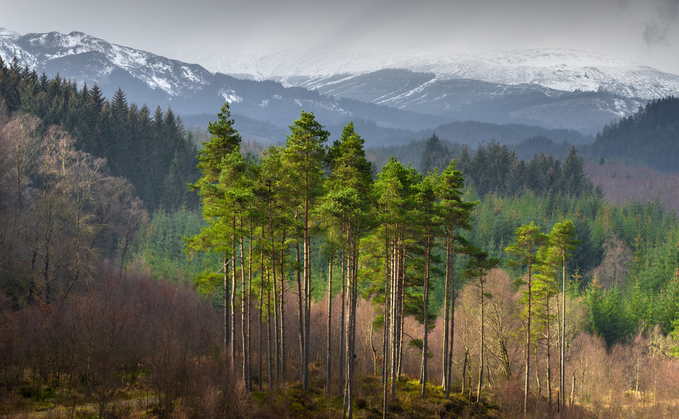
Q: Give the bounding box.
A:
[186,48,679,101]
[2,30,213,96]
[2,28,678,135]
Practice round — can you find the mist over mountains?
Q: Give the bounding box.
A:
[2,28,678,143]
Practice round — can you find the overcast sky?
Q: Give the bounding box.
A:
[2,0,679,74]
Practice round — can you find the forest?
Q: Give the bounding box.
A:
[2,59,679,418]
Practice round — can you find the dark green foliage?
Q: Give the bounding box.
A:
[419,133,452,175]
[439,141,595,199]
[0,60,199,211]
[590,96,679,172]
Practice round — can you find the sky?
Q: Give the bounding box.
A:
[2,0,679,75]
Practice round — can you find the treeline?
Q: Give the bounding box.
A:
[0,56,199,211]
[419,134,598,199]
[591,96,679,172]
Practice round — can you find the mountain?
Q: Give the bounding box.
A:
[2,28,677,140]
[190,48,679,134]
[0,28,447,142]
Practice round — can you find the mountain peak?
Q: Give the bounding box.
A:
[0,28,20,40]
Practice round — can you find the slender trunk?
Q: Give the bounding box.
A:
[461,349,468,395]
[561,253,567,410]
[326,255,333,394]
[477,278,485,403]
[259,265,264,391]
[343,232,356,419]
[389,239,398,400]
[421,230,430,397]
[231,217,237,367]
[268,188,281,388]
[240,218,248,391]
[267,285,273,392]
[442,229,451,396]
[546,294,552,408]
[535,344,541,404]
[382,229,390,419]
[295,242,306,391]
[339,243,346,397]
[303,197,311,392]
[269,232,280,390]
[524,262,532,417]
[447,228,457,399]
[397,242,406,378]
[279,227,287,382]
[224,253,230,362]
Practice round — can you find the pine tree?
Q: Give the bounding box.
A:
[505,222,547,416]
[435,159,477,398]
[282,110,329,392]
[186,102,243,363]
[548,221,578,409]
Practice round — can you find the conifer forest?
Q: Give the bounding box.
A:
[4,58,679,418]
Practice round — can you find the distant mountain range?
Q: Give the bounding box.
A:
[2,28,678,143]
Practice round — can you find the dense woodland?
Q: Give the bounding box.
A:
[590,96,679,172]
[0,56,200,211]
[3,61,679,418]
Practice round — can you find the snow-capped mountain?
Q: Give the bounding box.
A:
[1,28,678,138]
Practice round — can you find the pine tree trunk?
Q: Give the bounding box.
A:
[279,229,287,382]
[561,254,567,410]
[546,294,552,408]
[326,256,333,394]
[224,253,230,362]
[231,216,237,367]
[259,265,264,391]
[524,264,532,417]
[339,242,346,398]
[295,242,306,391]
[267,286,274,391]
[477,279,484,403]
[382,231,390,419]
[240,218,249,391]
[421,231,430,397]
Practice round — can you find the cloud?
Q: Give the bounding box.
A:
[658,0,679,20]
[644,21,669,46]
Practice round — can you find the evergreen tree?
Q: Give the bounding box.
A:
[435,159,477,398]
[505,222,548,416]
[282,110,329,392]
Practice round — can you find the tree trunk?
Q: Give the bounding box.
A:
[421,230,430,397]
[524,263,532,418]
[382,231,390,419]
[477,279,485,404]
[339,242,346,397]
[224,253,230,362]
[295,242,306,391]
[231,217,237,367]
[326,255,333,394]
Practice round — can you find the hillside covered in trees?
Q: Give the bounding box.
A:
[0,56,200,211]
[589,96,679,172]
[3,58,679,418]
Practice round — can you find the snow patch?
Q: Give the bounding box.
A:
[219,88,243,103]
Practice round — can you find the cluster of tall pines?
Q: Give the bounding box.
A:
[184,102,603,417]
[0,56,199,211]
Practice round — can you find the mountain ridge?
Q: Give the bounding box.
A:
[1,28,677,137]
